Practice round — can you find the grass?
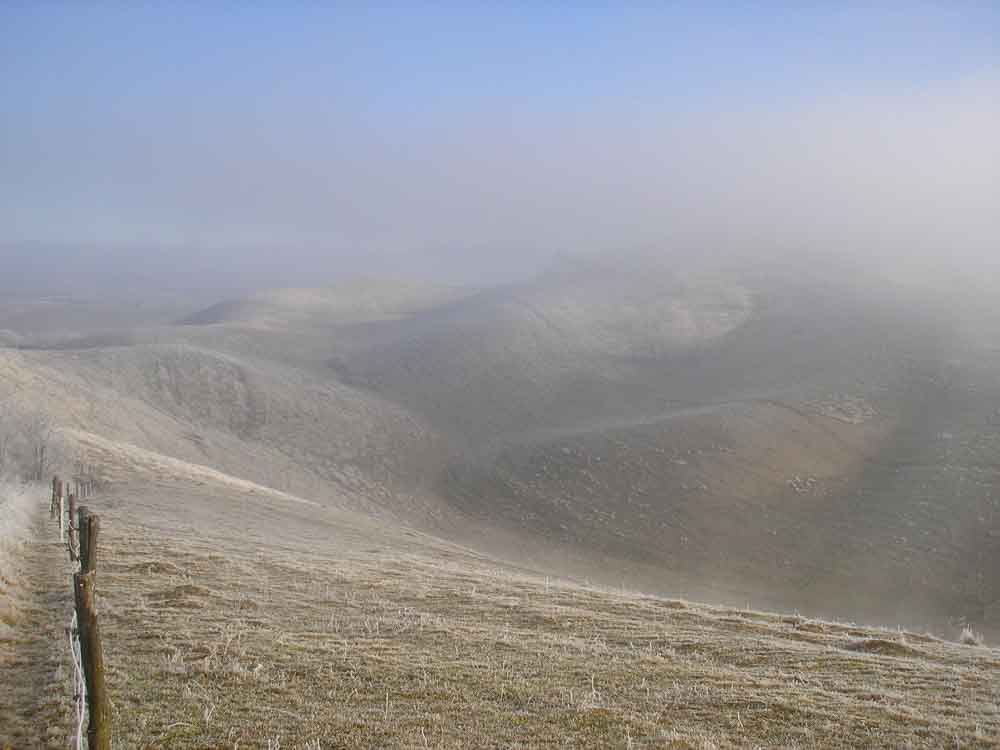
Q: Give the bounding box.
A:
[58,478,997,749]
[0,481,76,749]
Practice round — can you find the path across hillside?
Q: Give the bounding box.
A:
[0,484,75,749]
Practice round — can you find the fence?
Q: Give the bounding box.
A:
[52,474,110,750]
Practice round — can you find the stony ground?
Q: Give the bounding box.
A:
[4,478,995,749]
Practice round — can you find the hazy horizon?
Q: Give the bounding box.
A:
[2,4,998,293]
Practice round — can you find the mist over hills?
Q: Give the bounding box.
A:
[4,6,1000,744]
[2,254,998,639]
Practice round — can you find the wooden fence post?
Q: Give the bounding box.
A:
[78,507,99,574]
[74,570,110,750]
[51,476,59,518]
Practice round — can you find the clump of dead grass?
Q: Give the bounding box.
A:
[959,627,984,647]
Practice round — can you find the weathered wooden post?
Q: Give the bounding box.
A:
[78,507,99,574]
[51,476,59,518]
[67,493,78,560]
[74,568,110,750]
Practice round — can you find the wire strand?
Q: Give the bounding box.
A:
[68,610,86,750]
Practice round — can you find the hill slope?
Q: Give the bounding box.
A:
[2,257,999,639]
[5,475,998,748]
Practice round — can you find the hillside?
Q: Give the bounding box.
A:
[1,257,998,641]
[2,475,998,748]
[179,280,470,329]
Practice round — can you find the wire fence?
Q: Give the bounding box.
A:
[53,473,109,749]
[67,610,86,750]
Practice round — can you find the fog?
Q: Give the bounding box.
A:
[1,5,998,292]
[7,11,1000,744]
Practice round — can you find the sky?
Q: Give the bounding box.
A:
[1,3,998,287]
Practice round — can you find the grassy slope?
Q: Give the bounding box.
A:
[1,343,451,525]
[82,476,999,749]
[439,399,893,609]
[0,483,75,748]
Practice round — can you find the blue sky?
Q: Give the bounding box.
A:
[1,3,998,282]
[3,4,996,129]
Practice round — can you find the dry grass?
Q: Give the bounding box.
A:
[0,480,36,646]
[53,479,995,749]
[0,482,76,748]
[0,481,36,591]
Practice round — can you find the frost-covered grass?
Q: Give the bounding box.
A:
[0,480,41,619]
[0,480,76,749]
[94,478,1000,750]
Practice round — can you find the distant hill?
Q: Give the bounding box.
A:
[179,280,469,328]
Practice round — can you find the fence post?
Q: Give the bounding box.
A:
[74,570,110,750]
[78,507,99,574]
[67,493,78,560]
[51,476,59,518]
[59,492,65,543]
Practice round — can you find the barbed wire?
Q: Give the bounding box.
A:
[68,604,86,749]
[68,531,78,563]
